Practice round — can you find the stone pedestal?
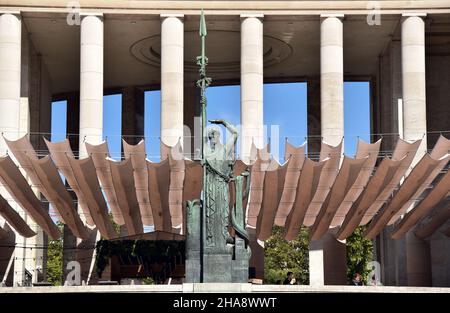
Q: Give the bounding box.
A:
[232,237,250,283]
[185,199,250,283]
[185,200,201,283]
[203,252,233,283]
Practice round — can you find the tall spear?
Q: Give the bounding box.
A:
[197,9,211,162]
[196,9,211,278]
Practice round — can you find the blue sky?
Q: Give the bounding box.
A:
[51,82,370,161]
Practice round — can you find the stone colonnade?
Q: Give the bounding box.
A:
[0,11,431,286]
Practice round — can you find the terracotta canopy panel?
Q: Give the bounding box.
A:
[28,155,90,240]
[331,139,381,226]
[0,135,447,242]
[123,139,153,225]
[45,139,94,226]
[364,153,450,239]
[284,158,327,241]
[392,171,450,239]
[304,140,343,226]
[85,141,124,225]
[310,156,368,241]
[147,159,172,232]
[336,156,405,240]
[274,141,306,226]
[108,158,144,235]
[67,156,117,239]
[388,136,450,225]
[246,144,270,228]
[360,139,422,225]
[256,159,289,241]
[182,159,203,230]
[0,156,60,240]
[4,135,62,221]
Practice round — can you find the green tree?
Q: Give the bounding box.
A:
[46,222,63,286]
[346,225,373,284]
[264,225,374,285]
[264,226,309,284]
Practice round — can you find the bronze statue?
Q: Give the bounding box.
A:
[204,120,250,247]
[204,120,237,249]
[185,10,251,283]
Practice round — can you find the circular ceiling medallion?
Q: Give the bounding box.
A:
[130,30,293,73]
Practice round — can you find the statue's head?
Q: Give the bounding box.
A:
[207,126,221,146]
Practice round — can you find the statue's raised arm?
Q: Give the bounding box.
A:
[209,119,238,158]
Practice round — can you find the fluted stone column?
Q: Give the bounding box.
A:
[401,14,432,287]
[160,14,184,147]
[320,14,344,146]
[402,14,427,164]
[77,14,103,283]
[240,14,264,163]
[79,14,103,158]
[0,12,24,286]
[0,13,21,153]
[309,15,347,286]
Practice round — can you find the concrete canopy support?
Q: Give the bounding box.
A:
[79,14,104,158]
[0,13,21,154]
[320,14,344,147]
[161,14,184,148]
[429,222,450,287]
[240,14,264,163]
[309,228,347,286]
[401,14,427,163]
[248,228,264,280]
[309,239,324,286]
[406,231,431,286]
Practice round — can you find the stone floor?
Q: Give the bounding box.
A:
[1,283,449,293]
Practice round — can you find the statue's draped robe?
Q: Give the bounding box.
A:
[204,143,232,253]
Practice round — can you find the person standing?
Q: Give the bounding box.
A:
[283,272,296,285]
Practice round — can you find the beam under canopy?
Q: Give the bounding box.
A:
[0,194,36,238]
